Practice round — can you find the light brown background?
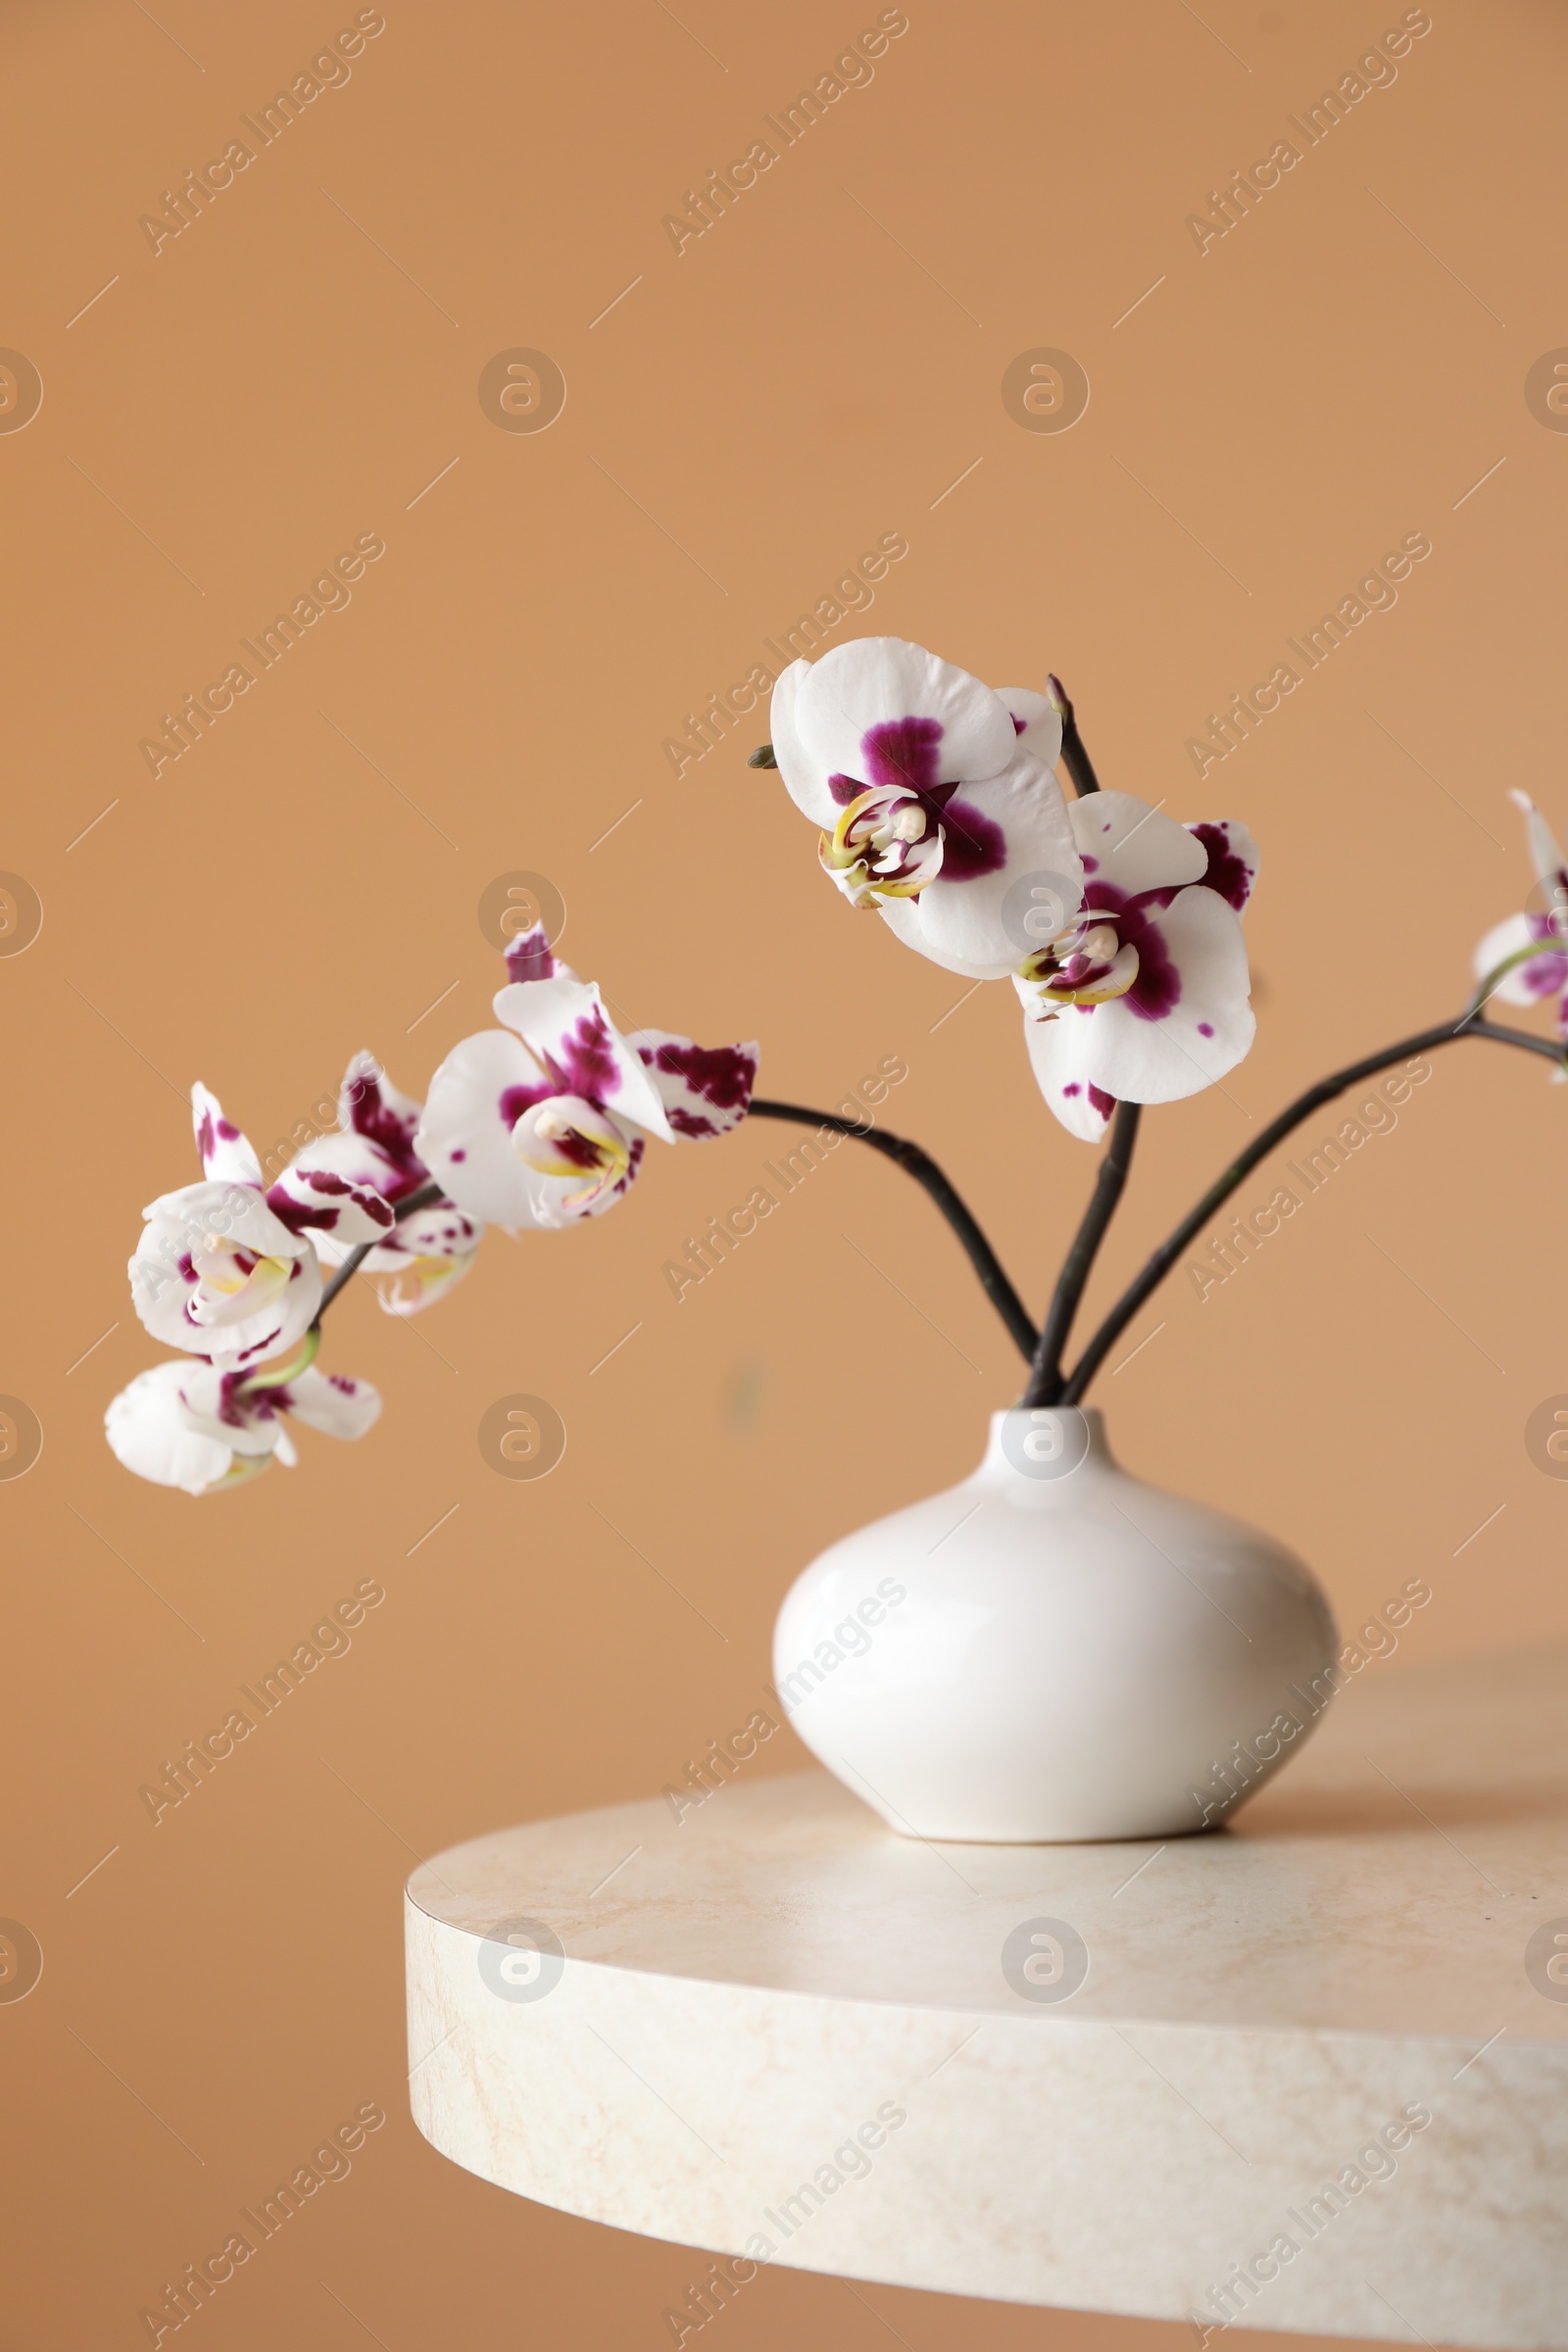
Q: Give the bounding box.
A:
[3,0,1565,2343]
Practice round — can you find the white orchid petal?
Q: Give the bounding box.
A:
[768,660,839,825]
[1016,1019,1120,1143]
[274,1365,382,1442]
[1070,791,1208,896]
[191,1084,264,1187]
[416,1028,563,1230]
[995,686,1064,772]
[104,1363,244,1495]
[792,637,1017,795]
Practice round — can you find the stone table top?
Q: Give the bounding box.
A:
[406,1643,1568,2347]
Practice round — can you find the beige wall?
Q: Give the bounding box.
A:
[3,0,1563,2342]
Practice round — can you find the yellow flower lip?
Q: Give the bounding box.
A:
[819,786,942,906]
[513,1095,631,1207]
[1020,935,1141,1008]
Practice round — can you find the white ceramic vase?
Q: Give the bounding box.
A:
[772,1406,1340,1842]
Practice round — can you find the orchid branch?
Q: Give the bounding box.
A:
[1059,998,1567,1405]
[314,1179,445,1323]
[749,1100,1039,1362]
[1046,673,1101,798]
[1023,1101,1141,1406]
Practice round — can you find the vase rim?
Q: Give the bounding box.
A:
[991,1403,1105,1425]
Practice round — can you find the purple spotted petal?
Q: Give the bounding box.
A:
[1475,908,1568,1004]
[266,1160,397,1244]
[191,1083,263,1187]
[338,1053,425,1183]
[503,924,557,986]
[1185,818,1260,913]
[625,1028,759,1140]
[491,977,673,1143]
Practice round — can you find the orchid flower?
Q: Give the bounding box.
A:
[128,1086,395,1372]
[1474,791,1568,1066]
[769,636,1084,978]
[286,1054,482,1314]
[416,927,758,1229]
[105,1354,380,1496]
[1015,794,1259,1142]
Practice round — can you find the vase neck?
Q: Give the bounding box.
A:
[982,1405,1114,1492]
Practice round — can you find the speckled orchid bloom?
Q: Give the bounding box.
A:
[1015,793,1259,1142]
[104,1355,380,1496]
[128,1086,395,1372]
[770,636,1084,978]
[416,927,759,1230]
[1474,792,1568,1059]
[287,1054,482,1314]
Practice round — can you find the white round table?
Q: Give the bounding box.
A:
[406,1643,1568,2347]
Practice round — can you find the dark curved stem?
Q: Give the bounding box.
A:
[1047,674,1101,797]
[1023,1102,1141,1406]
[315,1179,445,1322]
[749,1100,1038,1362]
[1060,1014,1566,1404]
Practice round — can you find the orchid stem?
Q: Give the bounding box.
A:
[314,1179,444,1324]
[1047,674,1102,798]
[1059,1010,1568,1406]
[1024,1102,1141,1407]
[749,1100,1039,1362]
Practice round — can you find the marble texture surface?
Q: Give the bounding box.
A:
[407,1643,1568,2346]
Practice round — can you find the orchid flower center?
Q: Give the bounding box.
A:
[1017,912,1141,1015]
[818,786,945,909]
[513,1094,631,1207]
[188,1240,293,1324]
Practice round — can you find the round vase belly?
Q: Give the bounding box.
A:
[772,1408,1339,1843]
